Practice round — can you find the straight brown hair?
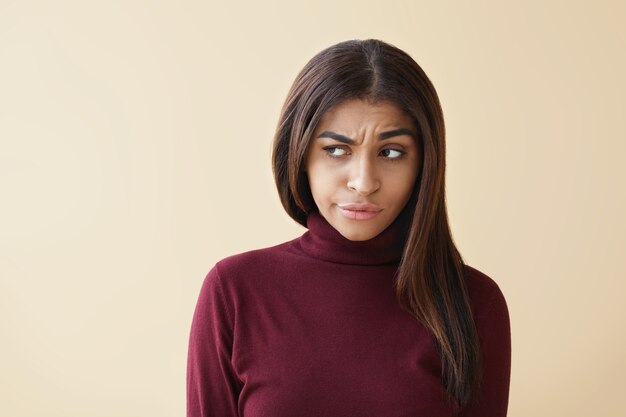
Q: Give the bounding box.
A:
[271,39,482,408]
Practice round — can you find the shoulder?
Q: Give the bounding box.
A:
[462,264,511,358]
[194,239,300,323]
[205,238,298,288]
[462,264,509,320]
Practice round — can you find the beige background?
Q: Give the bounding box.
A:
[1,1,624,416]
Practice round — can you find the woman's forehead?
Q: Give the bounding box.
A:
[318,99,412,125]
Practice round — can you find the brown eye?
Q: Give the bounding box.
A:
[381,148,405,160]
[322,146,348,158]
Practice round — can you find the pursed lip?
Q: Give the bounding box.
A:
[337,203,382,212]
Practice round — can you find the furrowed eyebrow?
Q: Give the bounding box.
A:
[316,128,416,144]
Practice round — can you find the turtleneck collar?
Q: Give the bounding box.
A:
[298,202,413,266]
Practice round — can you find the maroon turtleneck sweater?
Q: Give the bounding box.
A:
[187,209,511,416]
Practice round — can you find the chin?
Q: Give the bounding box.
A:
[339,231,372,242]
[335,221,380,242]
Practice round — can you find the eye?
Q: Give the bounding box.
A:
[322,146,406,161]
[322,146,348,158]
[381,148,405,160]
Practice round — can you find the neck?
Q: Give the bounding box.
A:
[298,203,413,266]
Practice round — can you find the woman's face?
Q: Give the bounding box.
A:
[304,98,421,241]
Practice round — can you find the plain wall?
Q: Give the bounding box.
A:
[1,1,624,416]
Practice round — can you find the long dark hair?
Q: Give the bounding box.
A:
[271,39,482,408]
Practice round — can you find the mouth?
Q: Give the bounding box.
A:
[336,203,383,220]
[337,203,382,212]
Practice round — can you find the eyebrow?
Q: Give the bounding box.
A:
[315,128,416,144]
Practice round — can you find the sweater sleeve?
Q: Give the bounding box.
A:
[187,265,242,417]
[458,284,512,417]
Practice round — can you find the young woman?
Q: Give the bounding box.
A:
[187,39,511,416]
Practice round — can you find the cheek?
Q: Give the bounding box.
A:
[308,171,332,195]
[385,168,418,199]
[307,166,342,200]
[308,160,331,181]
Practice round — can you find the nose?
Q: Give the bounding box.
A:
[347,155,380,195]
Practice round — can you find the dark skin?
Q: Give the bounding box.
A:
[304,99,421,241]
